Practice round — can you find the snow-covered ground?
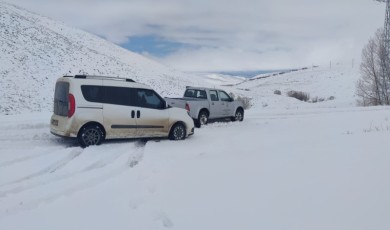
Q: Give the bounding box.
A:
[1,105,390,230]
[1,2,390,230]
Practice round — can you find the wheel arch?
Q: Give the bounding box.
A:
[77,121,106,138]
[168,121,187,140]
[198,108,210,117]
[168,121,187,135]
[236,106,244,113]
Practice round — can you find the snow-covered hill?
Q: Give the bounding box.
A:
[2,3,390,230]
[202,64,361,110]
[0,0,361,115]
[0,1,202,115]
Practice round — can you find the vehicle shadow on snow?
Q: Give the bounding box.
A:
[203,118,239,126]
[49,136,79,148]
[49,136,161,148]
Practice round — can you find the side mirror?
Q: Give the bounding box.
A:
[229,98,234,102]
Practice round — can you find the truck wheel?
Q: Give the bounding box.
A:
[194,119,201,128]
[78,125,105,148]
[169,123,186,140]
[232,109,244,122]
[196,111,209,128]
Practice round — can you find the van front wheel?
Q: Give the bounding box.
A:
[169,123,186,140]
[78,125,104,147]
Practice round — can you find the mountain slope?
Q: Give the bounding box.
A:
[0,1,201,114]
[220,64,361,109]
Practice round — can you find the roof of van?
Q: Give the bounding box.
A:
[61,75,152,89]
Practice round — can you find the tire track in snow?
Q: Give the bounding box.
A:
[0,148,83,187]
[0,147,61,168]
[0,146,129,197]
[0,141,146,218]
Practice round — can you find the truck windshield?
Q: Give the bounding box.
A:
[184,89,207,99]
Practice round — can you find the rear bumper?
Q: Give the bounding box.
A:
[50,114,78,138]
[50,130,76,139]
[50,128,77,138]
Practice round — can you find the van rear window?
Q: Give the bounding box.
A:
[53,82,69,116]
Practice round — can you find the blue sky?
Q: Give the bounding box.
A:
[10,0,386,72]
[121,35,193,57]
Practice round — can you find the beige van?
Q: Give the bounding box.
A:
[50,75,194,147]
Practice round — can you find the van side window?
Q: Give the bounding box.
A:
[81,85,105,103]
[105,86,133,106]
[81,85,134,106]
[209,90,219,101]
[136,89,165,109]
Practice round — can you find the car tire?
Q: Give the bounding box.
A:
[78,125,105,148]
[196,111,209,128]
[232,109,244,122]
[169,123,186,140]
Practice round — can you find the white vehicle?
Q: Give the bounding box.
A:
[165,87,244,127]
[50,75,194,147]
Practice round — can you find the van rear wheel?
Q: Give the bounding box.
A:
[78,125,104,147]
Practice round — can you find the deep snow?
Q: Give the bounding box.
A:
[1,2,390,230]
[1,105,390,230]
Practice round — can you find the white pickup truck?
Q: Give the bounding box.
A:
[165,87,244,127]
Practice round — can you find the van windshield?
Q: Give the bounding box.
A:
[54,82,69,116]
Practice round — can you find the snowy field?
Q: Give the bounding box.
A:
[1,105,390,230]
[1,2,390,229]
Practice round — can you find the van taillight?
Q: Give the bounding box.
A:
[185,103,190,112]
[68,94,76,118]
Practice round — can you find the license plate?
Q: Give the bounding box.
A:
[51,119,58,126]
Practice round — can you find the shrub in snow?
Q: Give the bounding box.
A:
[287,90,310,102]
[310,97,318,103]
[274,90,282,95]
[288,92,334,103]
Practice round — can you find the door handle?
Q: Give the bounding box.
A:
[131,110,135,118]
[137,110,140,118]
